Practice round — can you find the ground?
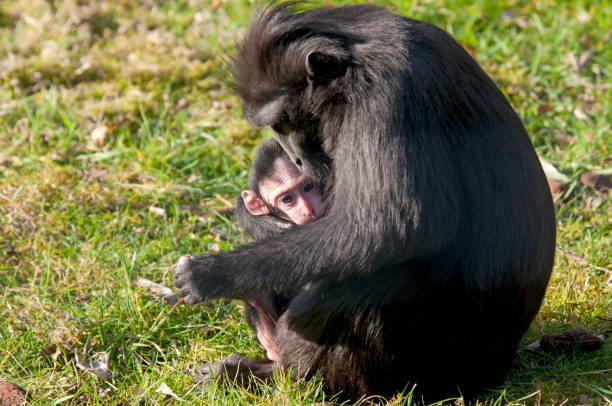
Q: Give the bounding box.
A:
[0,0,610,404]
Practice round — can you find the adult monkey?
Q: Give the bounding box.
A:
[176,3,556,400]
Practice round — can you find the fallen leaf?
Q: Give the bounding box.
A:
[540,330,604,351]
[500,9,515,21]
[155,382,184,401]
[547,179,564,195]
[84,168,109,182]
[580,34,593,48]
[576,10,591,24]
[462,42,476,57]
[580,171,612,193]
[539,157,570,184]
[149,206,166,218]
[210,227,228,241]
[537,104,553,115]
[216,207,235,216]
[175,98,189,110]
[179,204,199,214]
[565,51,580,71]
[98,388,111,398]
[513,16,530,29]
[586,195,604,209]
[91,125,108,147]
[564,249,590,267]
[577,49,595,71]
[573,106,590,121]
[135,278,178,304]
[198,326,218,337]
[136,278,173,297]
[75,352,114,382]
[555,131,577,146]
[40,344,63,361]
[524,330,604,352]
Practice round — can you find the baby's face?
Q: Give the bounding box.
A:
[259,158,323,225]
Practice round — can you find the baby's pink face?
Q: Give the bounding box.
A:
[259,158,323,225]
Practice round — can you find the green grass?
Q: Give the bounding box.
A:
[1,0,610,404]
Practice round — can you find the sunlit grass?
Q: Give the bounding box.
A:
[1,0,610,404]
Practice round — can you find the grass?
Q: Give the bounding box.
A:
[0,0,610,404]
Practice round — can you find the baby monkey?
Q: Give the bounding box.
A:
[234,138,324,361]
[179,139,325,378]
[237,138,324,237]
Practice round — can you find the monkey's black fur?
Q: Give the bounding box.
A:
[176,3,556,400]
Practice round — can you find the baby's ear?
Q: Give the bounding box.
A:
[241,190,270,216]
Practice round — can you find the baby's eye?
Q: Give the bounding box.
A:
[280,194,293,205]
[303,183,314,193]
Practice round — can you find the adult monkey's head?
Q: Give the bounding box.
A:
[231,3,354,179]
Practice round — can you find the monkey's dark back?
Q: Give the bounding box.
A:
[229,3,557,400]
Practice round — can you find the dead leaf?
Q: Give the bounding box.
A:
[562,250,590,267]
[539,157,570,184]
[577,49,596,72]
[211,0,222,11]
[84,168,109,182]
[461,43,476,57]
[500,9,515,21]
[136,278,173,297]
[537,104,553,115]
[91,125,108,147]
[210,227,228,241]
[580,171,612,193]
[580,34,593,48]
[565,51,580,71]
[573,106,590,121]
[98,388,111,398]
[135,278,178,304]
[175,98,189,110]
[524,330,604,352]
[547,179,564,195]
[555,131,577,146]
[149,206,166,218]
[540,330,604,352]
[513,16,530,29]
[75,352,114,382]
[40,344,63,361]
[216,207,235,216]
[576,10,591,24]
[155,382,184,401]
[0,381,27,406]
[586,195,604,209]
[179,204,199,214]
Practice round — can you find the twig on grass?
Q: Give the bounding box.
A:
[557,248,612,274]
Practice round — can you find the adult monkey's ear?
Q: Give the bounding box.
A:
[306,51,348,80]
